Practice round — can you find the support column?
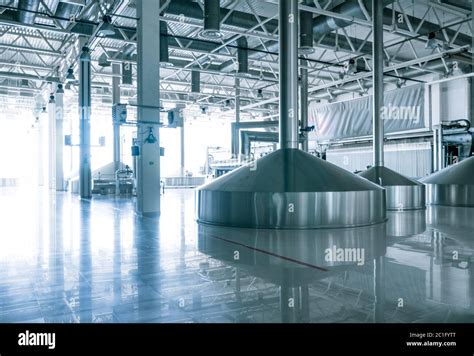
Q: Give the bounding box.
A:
[232,78,241,158]
[372,0,384,168]
[36,115,44,187]
[79,39,92,199]
[279,0,299,150]
[300,59,309,152]
[180,123,185,176]
[55,85,65,191]
[48,85,56,190]
[136,0,161,217]
[112,63,121,173]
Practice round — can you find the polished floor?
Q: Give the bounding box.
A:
[0,186,473,323]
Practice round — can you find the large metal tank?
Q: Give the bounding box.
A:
[197,148,387,229]
[421,156,474,207]
[359,166,426,211]
[196,0,387,229]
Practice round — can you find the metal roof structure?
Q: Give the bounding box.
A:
[0,0,471,114]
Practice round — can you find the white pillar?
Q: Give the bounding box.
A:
[136,0,161,217]
[56,86,65,191]
[79,38,92,199]
[112,63,121,173]
[48,85,56,190]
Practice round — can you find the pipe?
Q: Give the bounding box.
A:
[299,2,314,54]
[200,0,221,39]
[241,131,279,157]
[372,0,384,168]
[18,0,40,24]
[54,2,79,28]
[231,120,278,155]
[237,37,249,76]
[241,130,304,157]
[233,77,241,157]
[432,128,438,172]
[300,59,309,152]
[279,0,299,150]
[438,126,444,170]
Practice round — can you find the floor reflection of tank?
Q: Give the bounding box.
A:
[427,206,474,239]
[198,223,387,322]
[386,209,427,238]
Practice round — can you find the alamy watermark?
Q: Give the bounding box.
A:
[18,330,56,350]
[380,104,421,124]
[325,245,365,266]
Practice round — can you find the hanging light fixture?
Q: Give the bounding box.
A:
[79,46,91,61]
[257,88,263,99]
[48,94,55,104]
[98,53,111,67]
[56,84,64,94]
[66,66,75,82]
[98,15,116,37]
[425,32,439,50]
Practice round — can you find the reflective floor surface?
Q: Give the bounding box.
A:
[0,187,473,323]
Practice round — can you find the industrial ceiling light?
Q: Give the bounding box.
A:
[66,66,75,82]
[257,88,263,99]
[199,0,223,40]
[80,46,91,61]
[425,32,439,50]
[56,84,64,94]
[48,94,55,104]
[344,58,357,75]
[98,53,111,67]
[396,79,406,89]
[98,15,116,37]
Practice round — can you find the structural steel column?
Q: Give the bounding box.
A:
[232,77,241,158]
[279,0,299,149]
[372,0,384,167]
[136,0,161,217]
[300,59,309,152]
[55,85,65,191]
[48,84,56,190]
[37,115,44,187]
[79,39,92,199]
[112,63,121,173]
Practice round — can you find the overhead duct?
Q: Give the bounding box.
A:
[54,2,79,28]
[421,156,474,207]
[191,71,200,93]
[358,0,425,211]
[18,0,40,24]
[160,21,173,67]
[299,2,314,55]
[196,0,386,229]
[312,0,394,37]
[236,37,250,77]
[199,0,222,40]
